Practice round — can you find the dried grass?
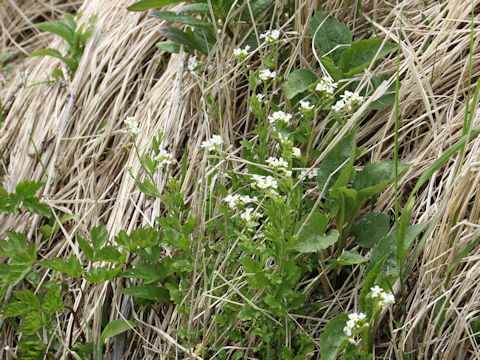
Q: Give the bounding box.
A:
[2,0,480,358]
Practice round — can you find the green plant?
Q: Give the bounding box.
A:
[30,13,97,79]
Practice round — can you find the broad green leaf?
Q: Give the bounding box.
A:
[37,21,74,45]
[340,39,396,77]
[320,313,349,360]
[156,41,180,53]
[351,212,391,248]
[120,262,162,283]
[240,257,257,273]
[15,181,45,199]
[285,69,317,100]
[0,231,27,256]
[77,235,93,261]
[353,160,409,191]
[135,178,162,198]
[317,132,356,195]
[22,197,51,217]
[367,223,427,279]
[193,27,216,54]
[330,250,367,266]
[100,319,136,343]
[320,57,343,82]
[176,3,210,14]
[41,256,83,278]
[43,286,63,314]
[127,0,184,11]
[151,11,213,28]
[93,246,123,263]
[240,0,275,21]
[121,285,170,302]
[310,13,352,64]
[91,224,108,250]
[62,14,77,32]
[294,226,339,253]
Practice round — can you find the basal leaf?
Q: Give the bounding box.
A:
[37,21,74,45]
[193,27,216,54]
[294,216,339,253]
[240,0,275,21]
[351,212,391,248]
[176,3,210,14]
[100,319,136,343]
[310,13,352,64]
[151,11,213,28]
[285,69,317,100]
[156,41,180,53]
[340,39,396,77]
[320,313,349,360]
[330,250,367,266]
[127,0,184,11]
[352,160,409,195]
[121,285,170,302]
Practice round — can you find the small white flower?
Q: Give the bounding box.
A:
[124,116,140,135]
[259,69,277,81]
[155,149,174,167]
[268,111,292,125]
[255,93,265,102]
[332,91,364,114]
[266,156,288,169]
[379,291,395,306]
[187,56,201,72]
[343,327,352,337]
[299,168,318,181]
[284,170,292,178]
[225,194,240,209]
[251,174,278,191]
[260,29,281,44]
[346,319,356,328]
[370,285,383,298]
[201,135,224,152]
[233,45,250,60]
[299,100,314,113]
[277,132,291,145]
[292,147,301,159]
[316,76,338,96]
[348,338,357,344]
[240,207,262,222]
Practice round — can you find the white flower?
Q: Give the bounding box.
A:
[251,174,278,191]
[343,327,352,337]
[332,91,364,114]
[124,116,140,135]
[379,291,395,306]
[225,194,258,209]
[155,149,174,167]
[225,194,240,209]
[233,45,251,60]
[292,147,301,159]
[284,170,292,177]
[255,93,265,102]
[201,135,224,152]
[299,100,314,113]
[348,338,357,344]
[299,168,318,181]
[370,285,383,298]
[346,319,356,329]
[240,207,262,222]
[266,156,288,169]
[260,29,281,44]
[187,56,201,72]
[277,132,291,145]
[316,76,338,96]
[259,69,277,81]
[268,111,292,125]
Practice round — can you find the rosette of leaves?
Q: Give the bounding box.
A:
[127,0,276,54]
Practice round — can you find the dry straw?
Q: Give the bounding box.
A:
[2,0,480,358]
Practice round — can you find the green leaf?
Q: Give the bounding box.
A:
[94,246,123,263]
[121,285,170,302]
[120,262,162,283]
[294,213,339,253]
[353,160,409,191]
[367,223,427,279]
[41,256,83,278]
[84,266,121,283]
[317,132,356,195]
[351,212,391,248]
[127,0,184,11]
[37,21,74,45]
[156,41,180,53]
[285,69,317,100]
[151,11,213,28]
[91,224,108,250]
[330,250,367,266]
[77,235,93,261]
[100,320,136,343]
[320,313,349,360]
[15,181,45,199]
[22,197,51,217]
[320,57,343,82]
[340,39,396,77]
[43,286,63,314]
[240,0,275,21]
[62,13,77,32]
[310,13,352,64]
[0,231,27,256]
[14,290,41,310]
[240,257,257,273]
[193,27,216,54]
[176,3,210,14]
[135,178,162,198]
[359,254,387,314]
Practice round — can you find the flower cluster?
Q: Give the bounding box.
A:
[299,168,318,181]
[255,93,265,102]
[240,207,263,222]
[266,156,291,177]
[187,56,201,72]
[233,45,250,61]
[251,174,278,196]
[299,100,314,114]
[260,29,280,44]
[343,312,368,344]
[316,76,338,97]
[332,91,364,114]
[224,194,258,210]
[291,147,301,159]
[370,286,395,307]
[276,132,292,146]
[155,149,174,167]
[201,135,224,152]
[268,110,292,126]
[259,69,277,81]
[125,116,140,135]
